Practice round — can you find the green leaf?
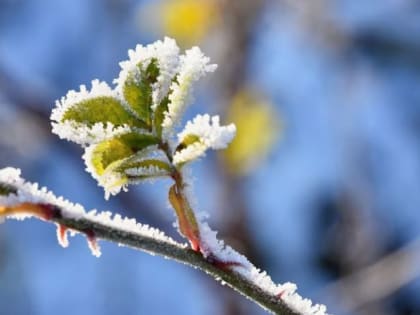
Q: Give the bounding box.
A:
[62,96,146,129]
[153,96,169,138]
[90,132,159,176]
[175,134,201,153]
[118,159,172,175]
[123,59,160,126]
[0,183,17,196]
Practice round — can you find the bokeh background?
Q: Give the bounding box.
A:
[1,0,420,314]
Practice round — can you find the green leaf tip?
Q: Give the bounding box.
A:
[175,134,201,152]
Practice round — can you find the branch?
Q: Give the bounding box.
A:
[0,168,329,315]
[321,238,420,312]
[25,207,298,315]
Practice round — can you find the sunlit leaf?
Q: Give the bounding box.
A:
[119,159,172,174]
[123,59,159,126]
[90,133,159,176]
[61,96,145,129]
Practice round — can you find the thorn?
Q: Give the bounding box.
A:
[56,224,69,248]
[276,290,285,299]
[85,229,101,258]
[190,237,201,252]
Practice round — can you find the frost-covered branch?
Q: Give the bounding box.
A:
[1,38,331,315]
[0,168,328,315]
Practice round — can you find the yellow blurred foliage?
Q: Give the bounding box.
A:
[223,90,281,176]
[159,0,218,45]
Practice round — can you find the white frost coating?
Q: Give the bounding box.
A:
[178,114,236,149]
[0,167,84,219]
[0,167,182,257]
[52,121,131,146]
[173,114,236,165]
[84,210,180,247]
[124,165,169,177]
[51,79,130,145]
[198,221,330,315]
[115,37,181,110]
[173,142,207,166]
[161,47,217,140]
[82,143,168,200]
[82,145,129,200]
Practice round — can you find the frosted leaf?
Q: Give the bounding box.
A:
[178,114,236,149]
[173,114,236,166]
[52,121,132,146]
[173,142,207,166]
[51,79,140,145]
[125,165,169,177]
[161,47,217,140]
[123,157,172,181]
[83,145,129,200]
[82,132,160,199]
[115,37,181,112]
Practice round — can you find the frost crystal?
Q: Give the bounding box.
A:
[162,47,217,139]
[173,114,236,165]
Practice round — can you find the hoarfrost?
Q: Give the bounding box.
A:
[114,37,181,110]
[173,114,236,165]
[0,168,182,257]
[161,47,217,140]
[51,80,130,145]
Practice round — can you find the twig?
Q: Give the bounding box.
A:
[0,180,302,315]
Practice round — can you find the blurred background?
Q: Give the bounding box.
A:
[1,0,420,314]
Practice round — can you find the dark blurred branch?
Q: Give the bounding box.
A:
[322,238,420,312]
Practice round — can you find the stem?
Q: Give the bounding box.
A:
[0,199,299,315]
[159,141,202,251]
